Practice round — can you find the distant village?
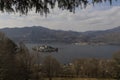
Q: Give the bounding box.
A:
[74,41,120,46]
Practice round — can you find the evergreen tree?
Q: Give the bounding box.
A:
[0,0,118,15]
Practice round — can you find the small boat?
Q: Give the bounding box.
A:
[32,45,58,52]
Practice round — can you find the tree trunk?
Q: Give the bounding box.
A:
[49,76,52,80]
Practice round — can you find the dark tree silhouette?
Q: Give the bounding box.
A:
[0,32,18,80]
[42,55,61,80]
[0,0,118,15]
[112,51,120,79]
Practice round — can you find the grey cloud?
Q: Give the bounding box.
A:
[0,6,120,32]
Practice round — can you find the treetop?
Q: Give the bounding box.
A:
[0,0,118,15]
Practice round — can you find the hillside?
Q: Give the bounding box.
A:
[0,26,120,45]
[89,26,120,45]
[0,26,81,43]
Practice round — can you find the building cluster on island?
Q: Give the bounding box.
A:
[32,45,58,52]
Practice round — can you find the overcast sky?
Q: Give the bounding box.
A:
[0,0,120,32]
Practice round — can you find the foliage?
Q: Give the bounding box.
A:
[0,33,35,80]
[1,32,120,80]
[15,42,35,80]
[42,55,61,80]
[0,0,118,15]
[112,51,120,79]
[0,32,17,80]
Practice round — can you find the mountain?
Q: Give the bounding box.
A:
[0,26,81,43]
[89,26,120,45]
[0,26,120,45]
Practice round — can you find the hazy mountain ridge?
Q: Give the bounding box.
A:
[0,26,120,44]
[0,26,81,43]
[90,27,120,45]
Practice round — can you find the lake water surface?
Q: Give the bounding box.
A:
[26,43,120,63]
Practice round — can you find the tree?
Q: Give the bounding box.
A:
[15,42,35,80]
[42,55,61,80]
[0,32,18,80]
[112,51,120,79]
[32,50,43,80]
[61,63,76,77]
[73,58,86,77]
[0,0,118,15]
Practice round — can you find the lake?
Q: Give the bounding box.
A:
[26,43,120,63]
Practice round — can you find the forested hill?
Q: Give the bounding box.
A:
[0,26,81,43]
[0,26,120,44]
